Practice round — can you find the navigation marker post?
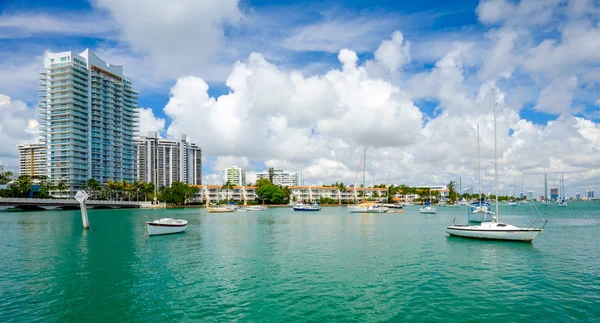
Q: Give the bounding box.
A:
[75,190,90,230]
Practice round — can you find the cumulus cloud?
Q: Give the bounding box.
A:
[534,76,578,115]
[138,108,165,137]
[0,94,38,170]
[91,0,242,79]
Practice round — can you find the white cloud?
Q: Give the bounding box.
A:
[138,108,165,137]
[213,156,251,171]
[0,12,115,38]
[0,94,38,171]
[91,0,242,78]
[534,76,578,115]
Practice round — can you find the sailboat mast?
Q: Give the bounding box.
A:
[493,89,499,221]
[363,148,366,187]
[544,174,548,200]
[477,123,481,203]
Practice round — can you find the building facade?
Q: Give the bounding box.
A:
[576,193,581,201]
[225,166,246,186]
[193,185,257,203]
[256,169,301,186]
[39,49,138,193]
[17,142,47,177]
[550,188,559,200]
[289,186,389,203]
[587,190,595,199]
[138,132,202,188]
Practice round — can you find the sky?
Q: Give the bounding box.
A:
[0,0,599,197]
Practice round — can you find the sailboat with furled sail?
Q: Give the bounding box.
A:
[446,89,547,242]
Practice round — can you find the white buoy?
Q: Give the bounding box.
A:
[75,190,90,230]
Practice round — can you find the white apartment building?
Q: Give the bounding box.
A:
[39,49,138,194]
[17,142,47,177]
[138,132,202,188]
[193,185,257,203]
[225,166,246,186]
[256,169,301,186]
[289,186,389,203]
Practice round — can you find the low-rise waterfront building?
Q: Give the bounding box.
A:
[192,185,257,203]
[256,169,301,186]
[138,132,202,187]
[289,186,388,203]
[225,166,246,186]
[17,142,47,177]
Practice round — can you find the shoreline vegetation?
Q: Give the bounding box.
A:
[1,172,545,208]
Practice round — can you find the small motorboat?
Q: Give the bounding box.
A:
[146,218,188,236]
[293,203,321,211]
[246,205,268,211]
[419,206,437,214]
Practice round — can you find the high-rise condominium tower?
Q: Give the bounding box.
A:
[39,49,138,193]
[138,132,202,188]
[225,166,246,186]
[17,142,47,177]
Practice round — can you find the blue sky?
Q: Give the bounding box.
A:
[0,0,599,195]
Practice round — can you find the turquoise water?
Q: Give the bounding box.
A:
[1,203,599,322]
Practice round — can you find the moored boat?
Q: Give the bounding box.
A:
[207,206,235,213]
[293,203,321,211]
[446,89,546,242]
[348,202,389,213]
[246,205,268,211]
[419,205,436,214]
[446,221,543,242]
[146,218,188,236]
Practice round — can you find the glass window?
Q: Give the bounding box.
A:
[50,58,54,63]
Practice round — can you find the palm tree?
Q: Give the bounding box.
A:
[86,178,101,200]
[0,171,13,185]
[133,180,142,201]
[123,180,133,201]
[57,181,67,198]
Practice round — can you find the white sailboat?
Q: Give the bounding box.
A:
[469,123,493,223]
[348,149,389,213]
[540,174,550,206]
[419,185,436,214]
[447,89,547,242]
[557,173,567,207]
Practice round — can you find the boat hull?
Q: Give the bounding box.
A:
[146,223,187,236]
[293,207,321,211]
[419,207,436,214]
[207,208,235,213]
[246,206,268,211]
[446,225,542,242]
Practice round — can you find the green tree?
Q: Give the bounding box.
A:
[256,177,272,188]
[158,182,198,205]
[268,167,275,183]
[447,180,457,202]
[257,185,285,204]
[0,171,14,184]
[57,181,67,198]
[86,178,101,199]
